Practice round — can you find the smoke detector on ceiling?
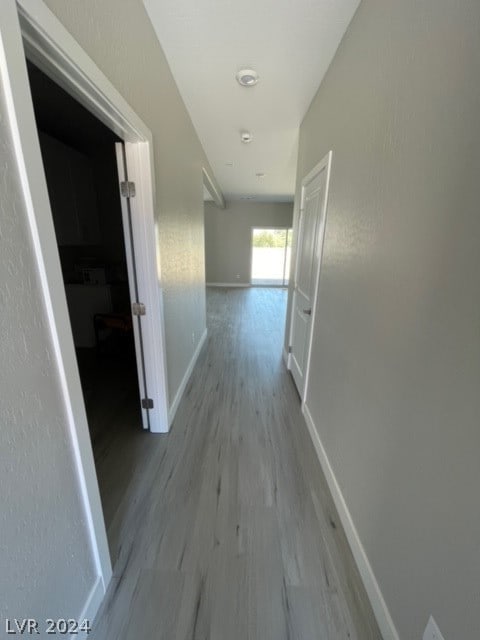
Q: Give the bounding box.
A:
[240,131,253,144]
[236,69,259,87]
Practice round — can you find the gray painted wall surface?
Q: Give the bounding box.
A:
[205,201,293,284]
[0,81,96,623]
[43,0,222,405]
[285,1,480,638]
[1,0,223,624]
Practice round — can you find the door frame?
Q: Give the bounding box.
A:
[287,151,332,407]
[0,0,169,603]
[20,3,169,434]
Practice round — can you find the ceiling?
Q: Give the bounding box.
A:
[144,0,360,202]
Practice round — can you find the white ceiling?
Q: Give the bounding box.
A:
[144,0,360,202]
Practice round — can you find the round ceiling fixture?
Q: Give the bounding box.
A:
[236,69,259,87]
[240,131,253,144]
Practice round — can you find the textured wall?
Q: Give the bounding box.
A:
[286,0,480,638]
[43,0,222,404]
[205,201,293,284]
[0,81,96,623]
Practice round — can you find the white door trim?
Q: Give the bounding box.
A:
[203,167,225,209]
[0,0,168,603]
[18,0,149,143]
[18,3,170,432]
[19,2,170,425]
[288,151,333,407]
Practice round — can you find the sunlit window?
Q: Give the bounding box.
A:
[251,228,292,287]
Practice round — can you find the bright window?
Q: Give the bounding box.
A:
[251,228,292,286]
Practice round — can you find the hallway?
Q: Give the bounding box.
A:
[92,287,380,639]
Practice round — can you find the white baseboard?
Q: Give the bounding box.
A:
[206,282,251,287]
[74,576,104,639]
[302,403,399,640]
[168,328,208,425]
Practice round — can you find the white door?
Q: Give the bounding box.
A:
[115,142,169,432]
[289,152,332,399]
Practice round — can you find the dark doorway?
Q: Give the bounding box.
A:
[27,60,143,543]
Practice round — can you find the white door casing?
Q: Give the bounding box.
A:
[18,2,170,436]
[289,151,332,403]
[0,0,170,609]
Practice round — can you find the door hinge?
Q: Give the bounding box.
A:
[141,398,154,410]
[288,346,292,353]
[132,302,146,316]
[120,181,136,198]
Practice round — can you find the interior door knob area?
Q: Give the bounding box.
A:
[288,151,332,401]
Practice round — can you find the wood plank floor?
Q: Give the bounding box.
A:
[91,287,381,640]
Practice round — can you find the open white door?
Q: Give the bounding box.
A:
[289,151,332,401]
[115,142,169,432]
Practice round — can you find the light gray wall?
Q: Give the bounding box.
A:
[0,81,97,623]
[285,0,480,638]
[1,0,224,625]
[43,0,222,405]
[205,201,293,284]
